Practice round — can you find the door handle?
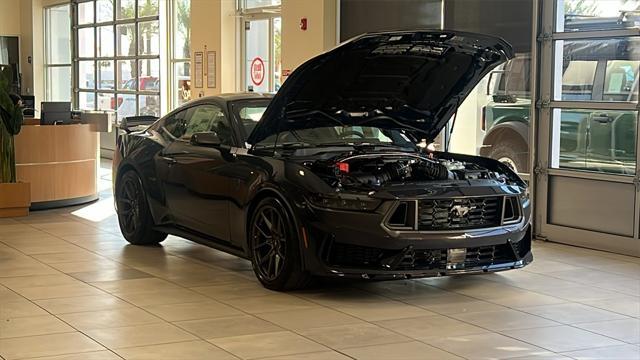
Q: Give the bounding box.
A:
[592,114,613,123]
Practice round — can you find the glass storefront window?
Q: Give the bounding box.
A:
[96,0,113,23]
[79,91,96,110]
[97,26,115,57]
[117,60,135,91]
[116,0,135,19]
[557,0,640,32]
[174,62,191,106]
[98,60,114,90]
[138,21,160,55]
[551,108,638,175]
[139,95,160,116]
[75,0,162,118]
[78,61,95,89]
[138,0,160,17]
[77,1,94,25]
[45,4,72,102]
[78,28,95,58]
[554,37,640,102]
[243,0,281,9]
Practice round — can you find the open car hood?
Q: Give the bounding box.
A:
[247,30,513,145]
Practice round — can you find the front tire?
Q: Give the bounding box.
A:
[248,197,312,291]
[115,170,167,245]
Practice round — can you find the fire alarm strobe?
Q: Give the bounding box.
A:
[300,17,307,31]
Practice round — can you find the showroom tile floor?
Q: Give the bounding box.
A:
[0,162,638,359]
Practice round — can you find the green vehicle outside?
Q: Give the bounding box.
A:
[480,15,639,175]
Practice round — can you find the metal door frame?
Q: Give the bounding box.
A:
[534,0,640,256]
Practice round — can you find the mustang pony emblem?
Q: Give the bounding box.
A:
[451,205,475,217]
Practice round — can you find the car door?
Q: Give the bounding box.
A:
[160,103,236,241]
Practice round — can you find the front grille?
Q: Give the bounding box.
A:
[417,197,503,231]
[322,239,529,271]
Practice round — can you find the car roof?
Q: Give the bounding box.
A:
[187,92,274,105]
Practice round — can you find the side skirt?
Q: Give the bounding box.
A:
[154,225,248,259]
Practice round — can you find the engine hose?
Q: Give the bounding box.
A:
[413,161,451,180]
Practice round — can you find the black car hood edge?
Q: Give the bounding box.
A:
[247,30,514,145]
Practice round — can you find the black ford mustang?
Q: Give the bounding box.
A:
[113,30,532,290]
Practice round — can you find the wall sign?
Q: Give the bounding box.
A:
[250,57,265,86]
[194,51,204,88]
[207,51,216,88]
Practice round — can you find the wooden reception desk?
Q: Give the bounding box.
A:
[14,123,100,210]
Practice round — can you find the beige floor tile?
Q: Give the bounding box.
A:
[0,332,104,360]
[538,284,628,302]
[176,314,283,339]
[0,274,78,290]
[35,294,132,314]
[0,259,58,277]
[258,351,352,360]
[374,315,488,341]
[86,323,196,349]
[219,293,318,314]
[506,353,573,359]
[0,315,75,338]
[191,281,275,300]
[48,259,126,274]
[521,303,628,324]
[163,272,254,287]
[31,251,106,264]
[451,309,561,331]
[68,268,152,282]
[342,341,464,360]
[12,282,106,300]
[114,288,211,307]
[114,340,237,360]
[596,279,640,297]
[582,296,640,318]
[299,323,410,350]
[59,307,163,331]
[90,278,183,295]
[142,300,242,322]
[210,330,328,359]
[0,287,24,303]
[403,292,509,315]
[0,300,48,319]
[562,344,640,360]
[427,332,547,359]
[574,318,640,343]
[20,350,122,360]
[507,325,625,353]
[256,307,364,331]
[355,280,451,300]
[549,268,635,285]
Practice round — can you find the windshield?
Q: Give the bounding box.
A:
[231,100,270,138]
[254,125,417,150]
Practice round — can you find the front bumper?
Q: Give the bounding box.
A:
[300,203,532,279]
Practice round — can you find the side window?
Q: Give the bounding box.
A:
[604,60,640,101]
[182,104,234,145]
[160,109,189,140]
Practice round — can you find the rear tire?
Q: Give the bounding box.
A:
[115,170,167,245]
[248,197,312,291]
[488,140,529,174]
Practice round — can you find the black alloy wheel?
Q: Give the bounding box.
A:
[116,171,167,245]
[249,197,312,290]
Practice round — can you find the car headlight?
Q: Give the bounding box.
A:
[308,194,381,211]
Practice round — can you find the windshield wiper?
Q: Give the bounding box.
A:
[287,109,347,127]
[350,110,431,138]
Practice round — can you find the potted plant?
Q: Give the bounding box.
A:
[0,65,30,217]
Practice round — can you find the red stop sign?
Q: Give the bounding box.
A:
[251,57,265,86]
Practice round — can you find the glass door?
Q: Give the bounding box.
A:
[242,16,281,92]
[535,0,640,255]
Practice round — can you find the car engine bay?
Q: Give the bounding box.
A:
[305,152,510,189]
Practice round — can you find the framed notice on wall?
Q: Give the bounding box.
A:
[207,51,216,88]
[194,51,204,88]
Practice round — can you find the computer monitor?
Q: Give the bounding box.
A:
[41,101,71,125]
[21,95,34,118]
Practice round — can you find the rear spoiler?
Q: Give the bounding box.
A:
[117,115,159,133]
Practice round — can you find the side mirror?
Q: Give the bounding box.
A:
[190,132,222,147]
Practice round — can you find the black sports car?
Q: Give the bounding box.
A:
[113,30,532,290]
